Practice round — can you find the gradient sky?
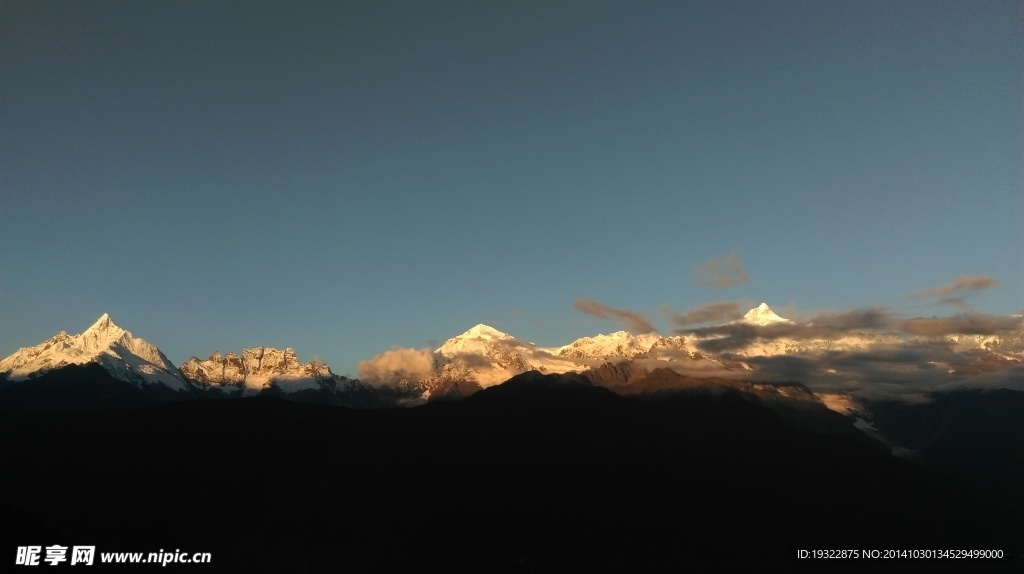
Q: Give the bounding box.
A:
[2,1,1021,378]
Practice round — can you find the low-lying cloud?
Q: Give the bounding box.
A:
[572,298,658,334]
[950,364,1024,394]
[678,308,896,353]
[740,340,1022,403]
[357,290,1022,407]
[358,347,435,386]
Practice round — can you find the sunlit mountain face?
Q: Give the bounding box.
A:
[355,304,1024,409]
[1,312,1022,568]
[7,305,1020,413]
[3,1,1019,567]
[0,314,186,390]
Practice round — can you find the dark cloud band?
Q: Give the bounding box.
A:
[908,275,999,299]
[572,298,658,334]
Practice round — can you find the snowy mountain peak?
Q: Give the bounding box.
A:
[0,315,186,391]
[180,346,335,393]
[89,313,113,330]
[79,313,129,352]
[742,303,793,326]
[436,324,514,354]
[432,324,540,388]
[462,324,513,340]
[558,330,662,360]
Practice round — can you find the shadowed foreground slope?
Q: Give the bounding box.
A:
[0,372,1018,571]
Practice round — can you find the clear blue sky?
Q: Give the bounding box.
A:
[2,1,1021,377]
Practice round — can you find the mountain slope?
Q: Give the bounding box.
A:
[866,388,1024,506]
[556,331,661,360]
[432,324,582,387]
[181,347,332,392]
[741,302,794,326]
[0,362,192,413]
[0,379,1016,569]
[0,314,187,391]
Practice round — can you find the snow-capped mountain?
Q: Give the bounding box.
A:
[427,321,741,393]
[721,304,901,357]
[421,312,847,397]
[0,315,399,410]
[0,314,188,391]
[741,302,794,326]
[7,304,1019,417]
[946,319,1024,358]
[433,324,570,387]
[436,324,524,360]
[181,347,339,393]
[409,304,926,410]
[556,331,662,360]
[430,323,699,390]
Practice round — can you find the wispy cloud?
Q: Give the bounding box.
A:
[899,313,1023,337]
[677,308,896,353]
[952,365,1024,394]
[572,298,658,334]
[696,252,749,288]
[908,275,999,299]
[670,300,750,327]
[740,345,955,403]
[740,338,1023,403]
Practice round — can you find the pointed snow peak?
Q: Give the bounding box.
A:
[436,324,516,354]
[462,324,512,340]
[742,303,793,326]
[0,314,185,390]
[80,313,129,349]
[85,313,118,334]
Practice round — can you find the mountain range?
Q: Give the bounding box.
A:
[0,313,185,390]
[2,306,1022,569]
[3,305,1022,461]
[3,304,1021,413]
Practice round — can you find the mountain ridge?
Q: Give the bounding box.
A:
[0,313,187,391]
[4,305,1022,416]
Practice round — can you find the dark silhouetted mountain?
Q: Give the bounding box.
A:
[463,370,612,408]
[868,388,1024,507]
[0,374,1017,571]
[0,362,193,413]
[583,363,872,442]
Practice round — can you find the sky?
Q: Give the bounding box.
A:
[2,1,1021,378]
